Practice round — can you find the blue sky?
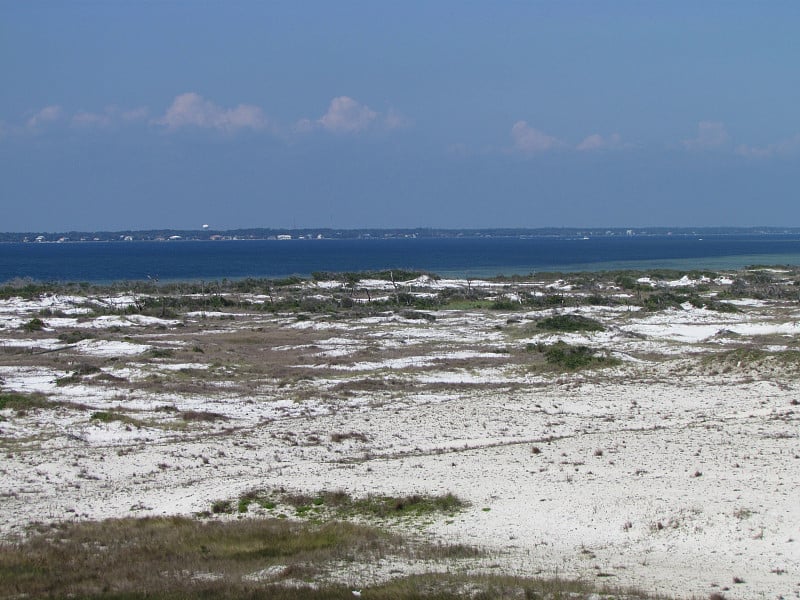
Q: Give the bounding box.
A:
[2,1,799,231]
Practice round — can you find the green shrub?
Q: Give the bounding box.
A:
[181,410,228,422]
[330,491,467,519]
[299,297,338,312]
[537,314,604,332]
[90,411,115,422]
[22,317,45,332]
[537,341,619,370]
[712,301,740,313]
[56,363,101,386]
[58,331,94,344]
[55,374,79,386]
[211,500,234,514]
[0,392,52,412]
[490,299,520,310]
[148,348,174,359]
[643,291,741,313]
[642,292,687,311]
[272,276,304,287]
[584,294,617,306]
[90,410,143,427]
[241,489,468,521]
[399,309,436,322]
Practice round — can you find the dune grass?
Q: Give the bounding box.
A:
[0,391,59,413]
[0,516,658,600]
[0,517,399,597]
[226,489,469,522]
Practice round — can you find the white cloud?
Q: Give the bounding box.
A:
[317,96,377,133]
[510,121,562,153]
[577,132,623,151]
[296,97,408,135]
[683,121,800,157]
[156,92,267,132]
[121,107,149,122]
[26,105,63,129]
[683,121,730,150]
[72,110,112,128]
[71,106,150,129]
[736,134,800,158]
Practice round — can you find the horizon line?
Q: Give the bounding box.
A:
[4,225,800,237]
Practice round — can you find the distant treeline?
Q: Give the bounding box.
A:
[2,226,800,243]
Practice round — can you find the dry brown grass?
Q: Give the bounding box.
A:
[0,516,658,600]
[0,517,398,597]
[0,516,474,598]
[181,410,229,422]
[330,431,369,443]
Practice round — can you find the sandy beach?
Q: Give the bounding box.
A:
[1,271,798,599]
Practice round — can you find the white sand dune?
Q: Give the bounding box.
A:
[1,278,799,599]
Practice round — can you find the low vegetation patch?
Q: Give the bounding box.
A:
[0,516,401,598]
[58,330,95,344]
[148,347,175,359]
[0,514,654,600]
[530,341,620,370]
[235,489,279,513]
[343,492,467,519]
[398,309,436,322]
[0,391,56,413]
[229,489,468,522]
[181,409,229,422]
[440,298,494,310]
[21,317,46,332]
[525,294,568,308]
[311,269,434,283]
[490,298,522,311]
[536,314,605,332]
[55,363,101,386]
[0,279,53,299]
[642,291,739,313]
[90,410,145,428]
[702,346,800,373]
[330,431,369,443]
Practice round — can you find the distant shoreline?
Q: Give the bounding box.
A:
[3,226,800,244]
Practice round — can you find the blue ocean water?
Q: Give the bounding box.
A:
[2,235,800,283]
